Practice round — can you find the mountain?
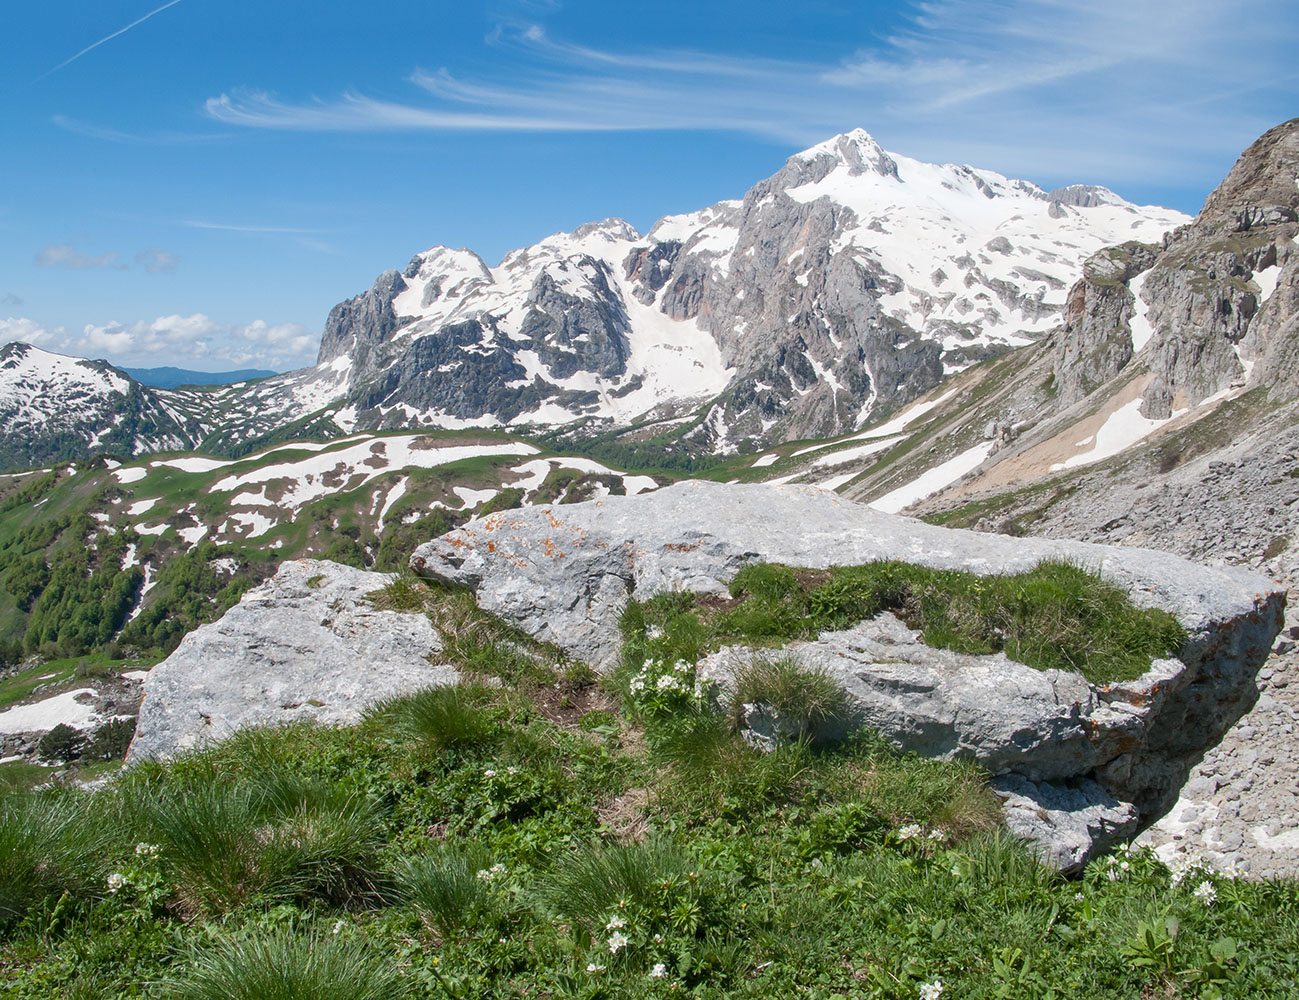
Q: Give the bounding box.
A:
[123,366,277,389]
[306,129,1184,452]
[738,119,1299,583]
[0,128,1186,469]
[0,343,202,470]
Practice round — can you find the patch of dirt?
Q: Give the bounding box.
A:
[528,677,615,729]
[597,786,651,843]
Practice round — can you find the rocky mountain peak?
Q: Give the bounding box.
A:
[1196,117,1299,236]
[570,217,641,243]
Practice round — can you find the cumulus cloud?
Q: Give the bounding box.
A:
[36,244,123,269]
[135,248,179,273]
[0,313,316,371]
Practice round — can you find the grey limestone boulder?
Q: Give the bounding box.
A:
[128,559,455,761]
[411,480,1284,870]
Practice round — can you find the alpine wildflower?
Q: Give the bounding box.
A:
[919,979,944,1000]
[1194,880,1217,907]
[650,963,668,978]
[332,919,346,935]
[586,962,607,973]
[897,824,923,841]
[606,914,627,931]
[134,842,160,858]
[608,932,629,954]
[106,873,127,893]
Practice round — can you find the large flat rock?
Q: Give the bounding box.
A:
[412,481,1284,869]
[129,559,455,761]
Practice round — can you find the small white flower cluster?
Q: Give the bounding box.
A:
[608,931,629,954]
[649,962,668,979]
[629,658,705,700]
[106,873,127,894]
[1193,879,1217,907]
[918,979,944,1000]
[586,962,607,973]
[1104,856,1132,881]
[606,914,626,930]
[134,842,160,858]
[331,919,346,935]
[475,863,507,881]
[1168,852,1209,887]
[483,769,497,778]
[898,824,946,843]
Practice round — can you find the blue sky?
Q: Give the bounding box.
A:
[2,0,1295,372]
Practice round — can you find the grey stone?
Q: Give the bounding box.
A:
[993,773,1140,874]
[128,559,456,761]
[412,480,1283,867]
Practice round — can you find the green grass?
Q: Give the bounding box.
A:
[622,558,1185,685]
[0,663,1295,1000]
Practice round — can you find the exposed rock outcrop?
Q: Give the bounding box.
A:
[128,560,455,761]
[411,481,1283,870]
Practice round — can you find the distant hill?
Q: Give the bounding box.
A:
[123,366,277,389]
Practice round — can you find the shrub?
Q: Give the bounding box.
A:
[38,723,84,763]
[163,929,410,1000]
[84,718,135,760]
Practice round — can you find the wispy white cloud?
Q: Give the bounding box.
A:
[202,0,1296,190]
[0,313,314,371]
[51,114,232,145]
[183,218,328,234]
[37,0,186,81]
[135,248,179,273]
[35,244,123,269]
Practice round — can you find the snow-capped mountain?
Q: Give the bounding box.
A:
[304,128,1185,451]
[0,343,201,469]
[0,128,1188,467]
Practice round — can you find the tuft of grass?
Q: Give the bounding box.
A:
[728,655,852,746]
[163,929,410,1000]
[364,682,498,755]
[625,558,1185,684]
[125,771,387,914]
[541,838,697,929]
[0,789,109,932]
[392,841,514,938]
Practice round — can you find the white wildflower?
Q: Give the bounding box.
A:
[656,674,679,692]
[332,919,346,935]
[897,824,923,841]
[506,766,519,775]
[1120,860,1130,872]
[608,932,629,953]
[646,626,663,641]
[106,873,127,893]
[586,962,606,973]
[650,963,668,978]
[918,979,944,1000]
[653,933,662,943]
[674,660,690,674]
[927,828,947,842]
[475,862,507,881]
[629,676,646,694]
[483,769,497,778]
[1074,891,1085,901]
[1194,880,1217,906]
[606,914,627,931]
[134,842,159,858]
